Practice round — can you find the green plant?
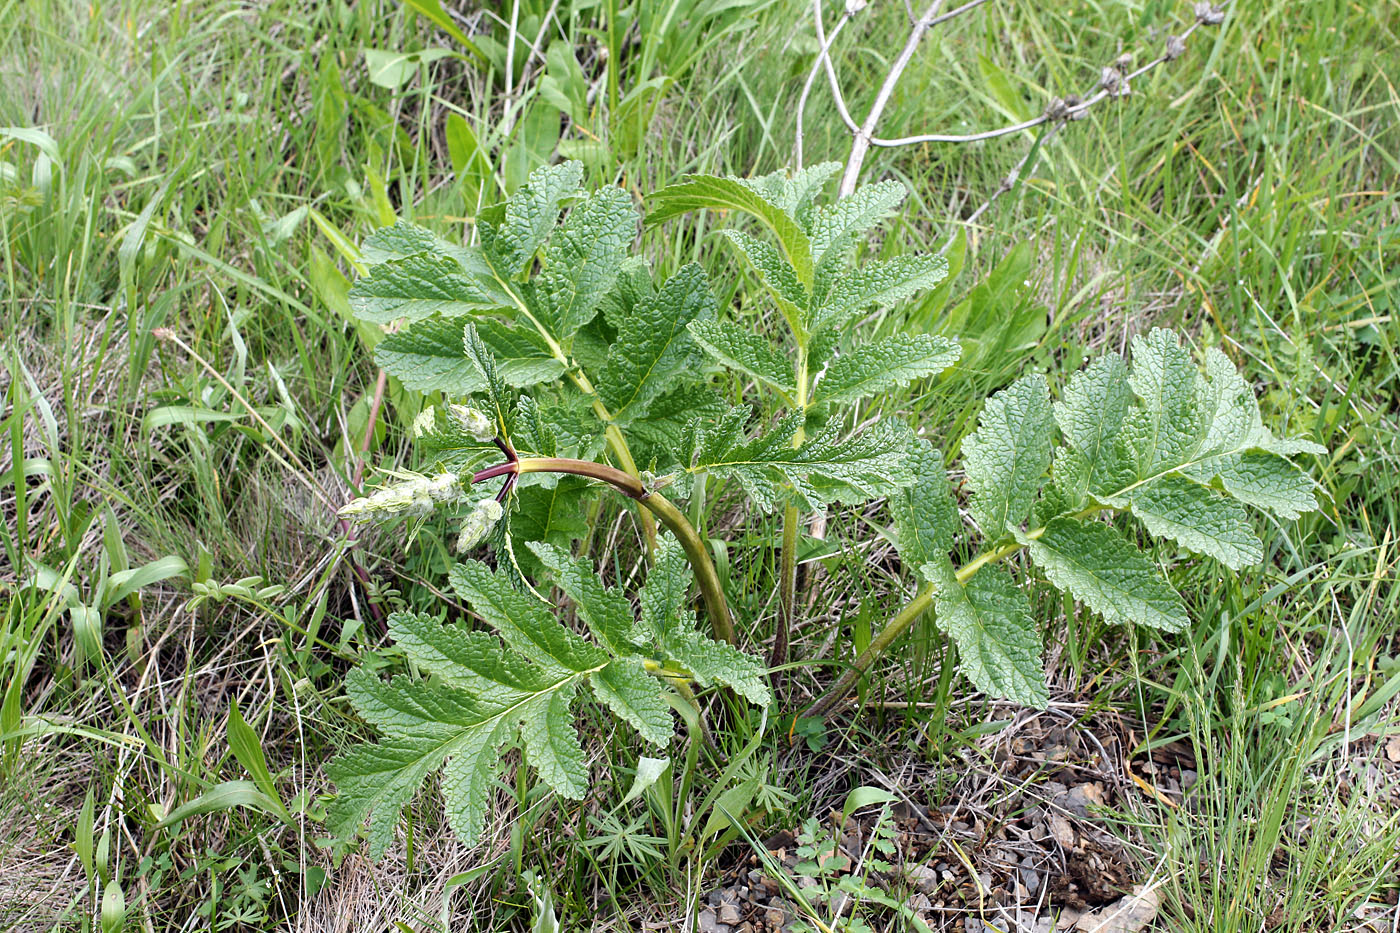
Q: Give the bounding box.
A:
[646,164,960,666]
[350,160,723,555]
[325,336,771,857]
[803,329,1327,718]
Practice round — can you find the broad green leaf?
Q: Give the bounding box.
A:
[687,319,796,399]
[537,185,636,339]
[529,543,636,656]
[373,318,480,392]
[1052,352,1133,506]
[517,685,588,799]
[589,659,672,745]
[808,180,906,267]
[811,254,949,333]
[1021,518,1189,633]
[637,539,692,642]
[646,175,814,287]
[1122,475,1263,570]
[387,612,544,694]
[889,437,958,572]
[663,624,771,706]
[962,374,1054,537]
[449,561,608,675]
[598,263,716,422]
[717,229,809,334]
[1124,330,1205,477]
[349,253,507,324]
[327,668,522,857]
[771,162,842,222]
[475,321,570,387]
[688,411,914,511]
[1185,450,1318,520]
[1197,348,1326,458]
[481,161,584,277]
[360,221,463,264]
[924,559,1048,708]
[812,334,960,407]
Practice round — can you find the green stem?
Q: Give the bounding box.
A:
[797,505,1109,722]
[773,345,810,669]
[515,458,736,645]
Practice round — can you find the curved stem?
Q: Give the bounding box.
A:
[514,458,736,645]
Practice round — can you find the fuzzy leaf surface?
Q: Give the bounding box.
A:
[813,334,961,407]
[1022,519,1189,633]
[811,254,949,333]
[686,319,796,398]
[349,253,508,324]
[646,175,814,286]
[1120,476,1263,569]
[482,161,584,277]
[597,263,716,422]
[890,437,958,572]
[537,185,635,339]
[687,411,913,510]
[373,319,565,392]
[924,559,1048,708]
[963,374,1054,538]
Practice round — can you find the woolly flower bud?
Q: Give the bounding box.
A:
[456,499,504,552]
[425,472,464,502]
[1164,34,1187,60]
[448,404,496,442]
[338,472,465,523]
[412,408,437,438]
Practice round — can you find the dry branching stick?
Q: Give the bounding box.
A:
[798,0,1229,197]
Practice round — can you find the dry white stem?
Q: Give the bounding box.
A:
[838,0,946,196]
[795,4,855,168]
[820,0,1227,197]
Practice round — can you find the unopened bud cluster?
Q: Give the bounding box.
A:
[448,404,496,442]
[456,498,504,552]
[338,472,466,523]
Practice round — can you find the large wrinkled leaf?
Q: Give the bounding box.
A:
[687,319,796,398]
[646,174,814,287]
[329,548,769,858]
[349,253,507,324]
[925,559,1048,708]
[597,263,716,422]
[812,334,960,407]
[1020,519,1189,633]
[537,185,636,339]
[963,374,1054,538]
[810,254,949,333]
[374,319,565,393]
[687,410,914,511]
[890,437,958,572]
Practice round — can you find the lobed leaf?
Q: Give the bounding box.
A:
[598,263,717,422]
[688,411,915,511]
[349,253,508,324]
[924,559,1048,708]
[889,437,958,573]
[1020,518,1189,633]
[812,334,960,407]
[687,319,797,398]
[810,253,949,334]
[963,374,1054,538]
[537,185,636,339]
[646,174,814,287]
